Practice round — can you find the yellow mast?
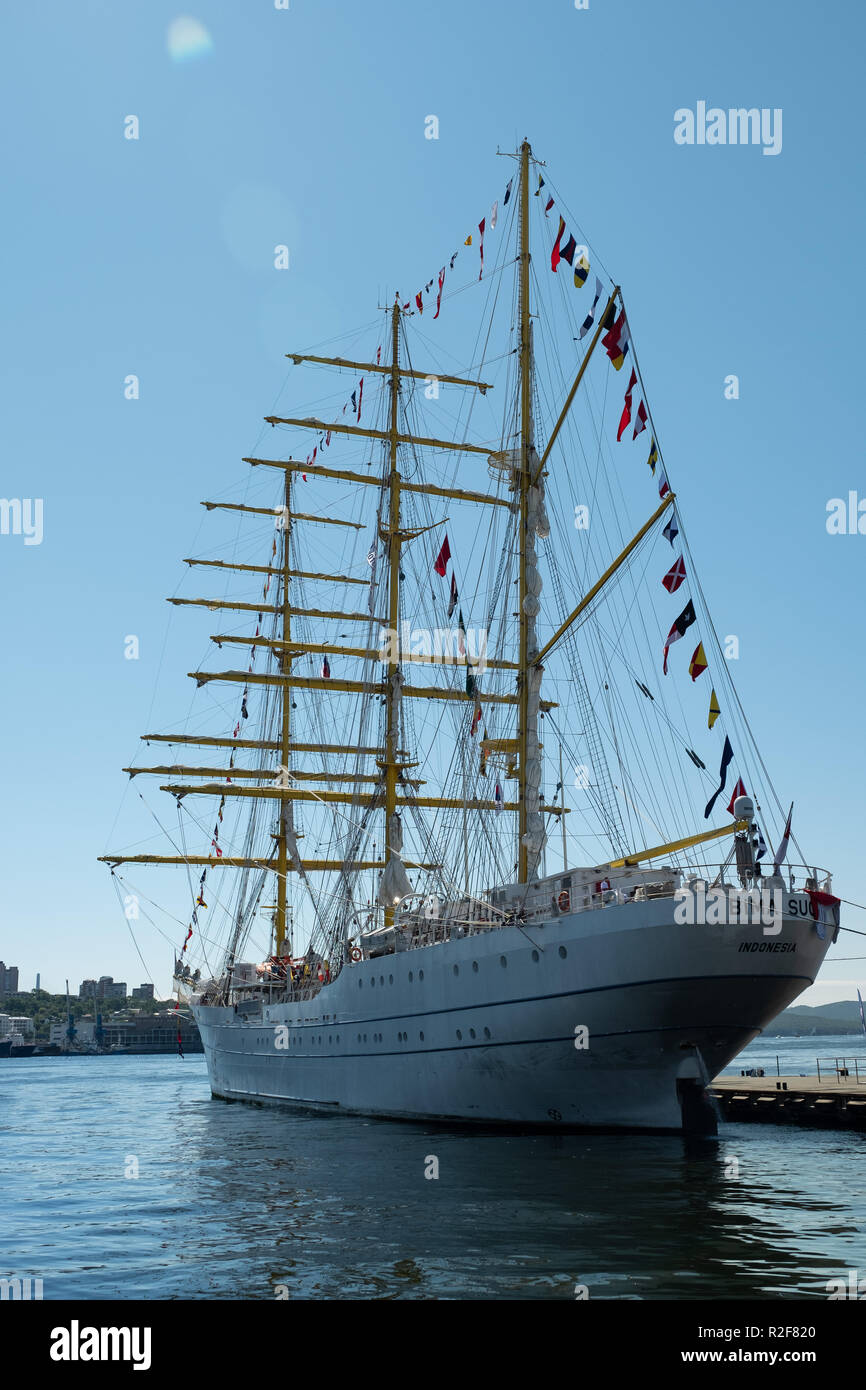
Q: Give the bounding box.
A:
[275,472,292,957]
[383,298,402,929]
[517,138,534,883]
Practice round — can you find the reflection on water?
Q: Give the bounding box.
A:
[2,1055,863,1299]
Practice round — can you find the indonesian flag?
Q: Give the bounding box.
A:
[617,369,637,442]
[433,266,446,320]
[658,471,670,499]
[688,641,708,681]
[663,600,696,674]
[433,534,451,576]
[322,656,331,679]
[726,777,746,817]
[478,218,485,280]
[773,804,793,874]
[551,217,566,272]
[448,571,458,618]
[494,782,503,813]
[632,399,647,439]
[662,556,686,593]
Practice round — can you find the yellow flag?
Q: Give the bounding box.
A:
[708,688,720,729]
[464,234,472,246]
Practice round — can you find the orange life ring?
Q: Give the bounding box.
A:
[350,947,362,962]
[557,889,570,913]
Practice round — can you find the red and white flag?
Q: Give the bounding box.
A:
[632,399,647,439]
[433,266,446,320]
[661,556,686,593]
[773,804,793,874]
[726,777,746,816]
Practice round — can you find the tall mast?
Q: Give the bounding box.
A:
[383,299,402,929]
[275,471,292,956]
[517,137,539,883]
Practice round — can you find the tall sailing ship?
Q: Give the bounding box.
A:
[101,141,839,1132]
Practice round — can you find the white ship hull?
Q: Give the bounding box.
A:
[193,896,833,1132]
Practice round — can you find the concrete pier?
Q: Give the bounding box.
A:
[711,1074,866,1129]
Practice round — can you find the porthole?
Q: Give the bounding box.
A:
[456,1029,463,1040]
[329,1035,332,1044]
[532,949,539,962]
[484,1027,491,1039]
[419,969,424,980]
[469,1028,476,1039]
[558,945,567,959]
[472,961,479,972]
[500,955,507,968]
[357,1033,361,1043]
[389,974,394,985]
[370,976,375,987]
[363,1033,368,1042]
[408,970,414,982]
[419,1031,425,1041]
[358,979,363,988]
[453,964,459,977]
[379,975,384,986]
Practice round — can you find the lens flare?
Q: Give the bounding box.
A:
[166,17,213,63]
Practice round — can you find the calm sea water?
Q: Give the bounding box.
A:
[2,1040,864,1301]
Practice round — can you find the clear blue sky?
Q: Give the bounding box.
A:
[1,0,863,1007]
